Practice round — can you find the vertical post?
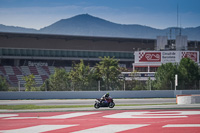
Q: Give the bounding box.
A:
[175,74,178,90]
[98,80,100,91]
[195,81,197,90]
[150,79,151,91]
[177,4,179,28]
[45,81,47,92]
[170,81,172,90]
[18,81,20,92]
[124,77,126,91]
[148,65,150,72]
[199,80,200,90]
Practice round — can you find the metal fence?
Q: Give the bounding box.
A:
[13,79,200,92]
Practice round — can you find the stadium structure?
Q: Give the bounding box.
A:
[128,36,200,81]
[0,32,199,87]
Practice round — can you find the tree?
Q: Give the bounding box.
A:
[48,68,70,91]
[153,63,178,90]
[39,79,50,91]
[145,77,152,90]
[69,60,94,91]
[0,76,9,91]
[153,58,200,90]
[95,57,121,90]
[23,74,37,91]
[178,58,199,89]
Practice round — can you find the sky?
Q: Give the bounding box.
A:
[0,0,199,30]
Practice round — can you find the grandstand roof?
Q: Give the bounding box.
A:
[0,32,155,52]
[0,31,155,42]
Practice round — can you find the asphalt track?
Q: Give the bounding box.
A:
[0,98,176,106]
[0,98,199,113]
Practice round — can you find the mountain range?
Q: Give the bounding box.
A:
[0,14,200,40]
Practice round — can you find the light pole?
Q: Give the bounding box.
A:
[175,74,178,90]
[98,80,100,91]
[124,76,126,91]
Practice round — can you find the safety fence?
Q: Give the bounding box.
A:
[0,90,200,100]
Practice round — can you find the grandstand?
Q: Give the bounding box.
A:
[0,32,199,87]
[0,65,66,86]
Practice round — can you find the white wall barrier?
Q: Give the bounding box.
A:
[177,95,200,104]
[0,90,200,100]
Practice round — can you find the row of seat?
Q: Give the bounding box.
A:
[0,66,72,86]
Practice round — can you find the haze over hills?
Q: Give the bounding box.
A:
[0,14,200,40]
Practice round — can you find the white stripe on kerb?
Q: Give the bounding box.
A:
[39,112,100,119]
[163,124,200,128]
[72,124,149,133]
[5,117,37,119]
[5,112,100,119]
[103,111,200,119]
[0,114,18,118]
[0,125,77,133]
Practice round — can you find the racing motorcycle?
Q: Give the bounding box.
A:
[94,97,115,109]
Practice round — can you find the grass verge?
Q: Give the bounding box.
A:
[117,103,176,106]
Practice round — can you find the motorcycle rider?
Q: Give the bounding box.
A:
[100,93,110,103]
[94,92,115,109]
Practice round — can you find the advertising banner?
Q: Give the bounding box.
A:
[135,51,199,63]
[137,52,161,62]
[162,51,178,63]
[181,51,198,62]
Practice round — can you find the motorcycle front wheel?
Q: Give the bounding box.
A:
[94,102,100,109]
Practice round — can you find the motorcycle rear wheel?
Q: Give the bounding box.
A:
[109,102,115,108]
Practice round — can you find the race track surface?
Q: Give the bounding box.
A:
[0,109,200,133]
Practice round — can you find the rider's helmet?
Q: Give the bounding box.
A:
[106,92,109,97]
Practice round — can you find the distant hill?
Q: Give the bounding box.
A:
[0,24,38,33]
[0,14,200,40]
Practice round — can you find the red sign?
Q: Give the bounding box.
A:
[181,52,197,62]
[139,52,161,62]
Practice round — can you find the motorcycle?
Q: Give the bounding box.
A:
[94,97,115,109]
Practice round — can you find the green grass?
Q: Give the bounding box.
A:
[116,103,176,106]
[0,103,176,110]
[0,105,93,110]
